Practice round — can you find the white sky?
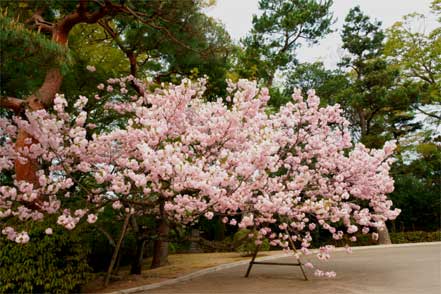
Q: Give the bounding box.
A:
[205,0,438,68]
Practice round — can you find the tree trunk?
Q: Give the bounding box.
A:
[189,228,202,253]
[129,215,147,275]
[15,130,40,186]
[151,217,170,269]
[130,238,146,274]
[14,29,67,188]
[358,108,367,137]
[105,213,130,287]
[267,72,274,88]
[5,2,112,187]
[378,224,392,245]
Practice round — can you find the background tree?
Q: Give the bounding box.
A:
[236,0,334,88]
[337,7,419,147]
[327,6,419,243]
[384,7,441,119]
[390,140,441,232]
[0,0,230,144]
[1,1,439,290]
[284,61,349,105]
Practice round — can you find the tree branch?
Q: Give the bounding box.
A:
[59,0,112,34]
[96,226,116,247]
[121,198,155,207]
[98,19,129,52]
[0,97,25,113]
[25,7,54,33]
[414,105,441,120]
[121,3,199,54]
[98,20,146,96]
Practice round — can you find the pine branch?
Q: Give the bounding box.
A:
[414,105,441,120]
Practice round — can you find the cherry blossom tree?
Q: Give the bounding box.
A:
[0,75,400,275]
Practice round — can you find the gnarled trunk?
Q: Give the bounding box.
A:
[14,30,67,187]
[8,1,111,187]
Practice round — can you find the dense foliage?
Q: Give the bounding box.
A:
[0,220,91,293]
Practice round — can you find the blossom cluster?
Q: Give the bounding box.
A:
[0,75,400,273]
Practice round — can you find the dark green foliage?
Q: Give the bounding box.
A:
[389,175,440,231]
[0,12,70,98]
[238,0,334,85]
[77,1,232,99]
[341,231,440,246]
[341,6,384,61]
[390,231,441,243]
[0,0,232,101]
[390,142,441,232]
[266,87,291,109]
[335,231,441,246]
[284,61,350,105]
[0,222,91,293]
[309,231,440,248]
[336,6,421,149]
[199,216,228,241]
[233,229,270,256]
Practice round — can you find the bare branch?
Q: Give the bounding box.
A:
[98,20,146,96]
[77,0,111,23]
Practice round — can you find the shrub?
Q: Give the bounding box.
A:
[390,231,441,244]
[0,223,91,293]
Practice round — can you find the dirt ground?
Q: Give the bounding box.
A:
[82,251,281,293]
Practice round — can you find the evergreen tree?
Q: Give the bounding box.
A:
[237,0,334,87]
[0,0,233,272]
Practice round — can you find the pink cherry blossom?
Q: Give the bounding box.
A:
[112,201,123,210]
[0,76,400,277]
[204,212,214,220]
[87,214,97,224]
[15,232,30,244]
[86,65,96,72]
